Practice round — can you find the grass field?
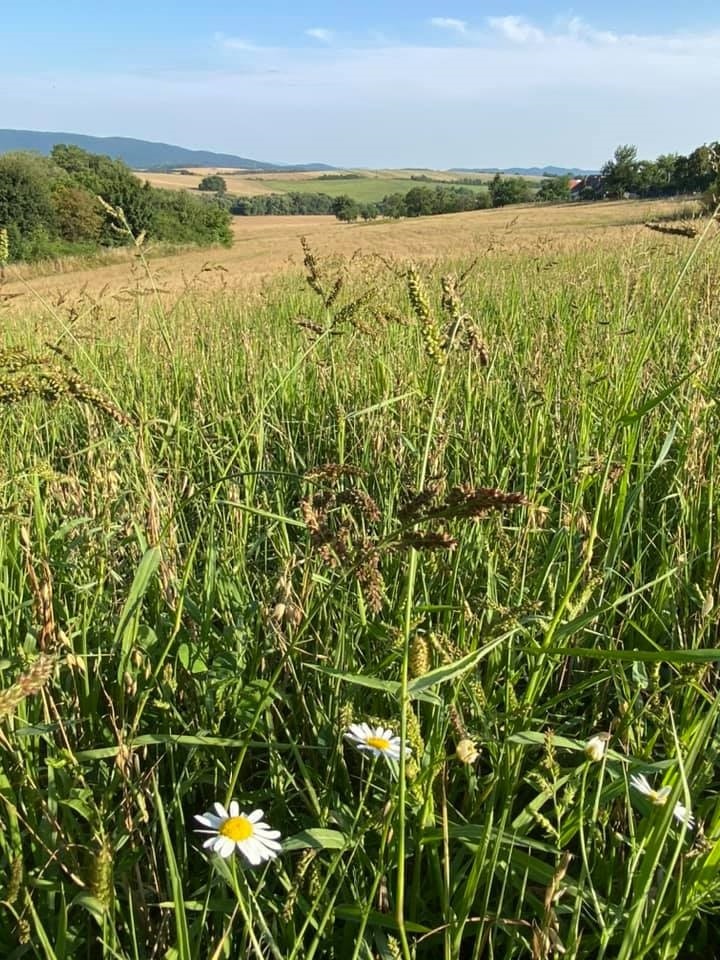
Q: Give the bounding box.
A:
[1,200,719,958]
[241,176,489,202]
[141,169,491,203]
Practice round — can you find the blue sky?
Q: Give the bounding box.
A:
[2,2,718,168]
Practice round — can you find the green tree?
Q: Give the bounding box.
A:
[404,186,435,217]
[52,185,104,242]
[198,174,227,194]
[0,153,59,260]
[332,195,360,222]
[51,144,155,241]
[535,175,571,202]
[489,174,532,207]
[601,144,639,198]
[378,193,407,218]
[359,204,379,221]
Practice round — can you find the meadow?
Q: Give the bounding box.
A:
[1,199,719,959]
[141,169,491,204]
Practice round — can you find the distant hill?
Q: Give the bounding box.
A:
[0,129,335,172]
[452,166,598,177]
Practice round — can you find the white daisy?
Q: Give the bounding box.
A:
[671,802,695,829]
[194,801,281,864]
[584,734,610,763]
[630,773,671,805]
[630,774,694,828]
[344,722,409,764]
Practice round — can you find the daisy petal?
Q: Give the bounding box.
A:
[673,803,695,828]
[254,827,281,840]
[195,813,222,828]
[228,800,240,818]
[241,839,264,865]
[217,837,236,859]
[247,809,265,823]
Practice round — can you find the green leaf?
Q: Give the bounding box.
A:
[305,664,442,705]
[282,829,348,852]
[114,546,161,682]
[531,646,720,664]
[334,905,430,934]
[407,632,510,695]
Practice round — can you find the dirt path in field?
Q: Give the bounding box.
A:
[0,200,686,315]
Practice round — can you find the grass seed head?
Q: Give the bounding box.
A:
[409,633,430,678]
[0,654,56,719]
[88,837,114,910]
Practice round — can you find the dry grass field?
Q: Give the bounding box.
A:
[141,169,277,195]
[1,198,695,315]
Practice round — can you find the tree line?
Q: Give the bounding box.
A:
[0,146,232,263]
[597,143,718,200]
[229,182,537,221]
[218,176,573,221]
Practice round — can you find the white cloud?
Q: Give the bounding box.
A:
[6,20,720,169]
[305,28,334,43]
[563,17,618,44]
[429,17,468,34]
[215,32,260,52]
[487,16,545,44]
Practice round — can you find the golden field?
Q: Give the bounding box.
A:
[1,198,696,314]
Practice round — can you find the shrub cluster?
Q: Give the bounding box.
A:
[0,145,232,262]
[231,192,336,216]
[232,185,494,221]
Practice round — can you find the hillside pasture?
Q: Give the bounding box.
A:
[140,168,493,203]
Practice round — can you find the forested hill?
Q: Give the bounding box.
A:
[0,130,333,172]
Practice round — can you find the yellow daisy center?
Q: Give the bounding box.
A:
[367,736,391,751]
[219,815,254,842]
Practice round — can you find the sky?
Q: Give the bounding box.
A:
[2,2,718,169]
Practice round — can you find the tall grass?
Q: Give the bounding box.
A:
[1,224,720,958]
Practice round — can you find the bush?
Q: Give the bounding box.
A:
[52,185,104,242]
[151,191,232,246]
[198,174,227,194]
[332,195,360,222]
[489,174,532,207]
[0,146,235,261]
[0,153,58,258]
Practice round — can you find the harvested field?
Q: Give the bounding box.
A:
[1,198,694,314]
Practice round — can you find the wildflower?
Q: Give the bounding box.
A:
[456,739,480,765]
[194,801,281,864]
[672,802,695,829]
[584,733,610,763]
[630,774,695,828]
[344,722,409,764]
[630,774,671,806]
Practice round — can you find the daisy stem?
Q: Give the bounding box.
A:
[229,858,269,960]
[350,791,394,960]
[289,765,378,960]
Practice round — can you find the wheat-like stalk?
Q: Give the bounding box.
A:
[0,654,56,719]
